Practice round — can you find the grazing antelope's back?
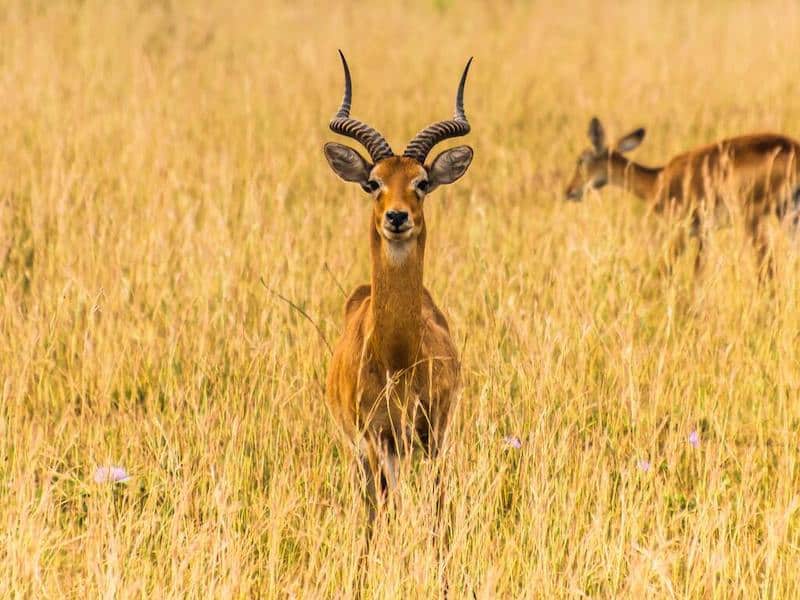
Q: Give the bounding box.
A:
[322,51,474,526]
[656,134,800,209]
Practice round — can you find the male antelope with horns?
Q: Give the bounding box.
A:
[565,117,800,277]
[323,51,472,526]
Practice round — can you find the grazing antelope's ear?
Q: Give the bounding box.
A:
[588,117,606,153]
[323,142,372,190]
[427,145,473,191]
[616,128,646,153]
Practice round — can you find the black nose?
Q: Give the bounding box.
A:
[385,210,409,228]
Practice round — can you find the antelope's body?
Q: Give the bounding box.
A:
[323,52,473,528]
[327,282,459,446]
[326,160,460,456]
[566,119,800,275]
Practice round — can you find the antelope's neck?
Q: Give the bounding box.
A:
[610,154,662,201]
[368,222,426,371]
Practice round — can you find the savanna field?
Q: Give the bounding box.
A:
[2,0,800,597]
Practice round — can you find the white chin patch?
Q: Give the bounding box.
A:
[385,239,413,265]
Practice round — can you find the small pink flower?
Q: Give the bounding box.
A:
[688,430,700,448]
[637,459,651,472]
[503,436,522,449]
[93,466,130,484]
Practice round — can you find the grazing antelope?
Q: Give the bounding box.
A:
[323,52,472,527]
[565,117,800,276]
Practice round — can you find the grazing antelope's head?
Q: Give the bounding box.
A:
[323,52,473,248]
[565,117,646,201]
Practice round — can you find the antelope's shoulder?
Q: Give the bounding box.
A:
[421,287,452,335]
[327,285,371,408]
[421,288,460,386]
[343,284,371,321]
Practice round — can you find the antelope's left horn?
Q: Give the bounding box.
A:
[402,58,473,164]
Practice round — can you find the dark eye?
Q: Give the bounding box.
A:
[416,180,429,193]
[366,180,380,193]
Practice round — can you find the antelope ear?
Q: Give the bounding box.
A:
[323,142,372,186]
[588,117,606,152]
[427,145,473,191]
[616,128,646,153]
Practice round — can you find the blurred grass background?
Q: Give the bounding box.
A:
[1,0,800,597]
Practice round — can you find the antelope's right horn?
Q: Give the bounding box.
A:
[328,51,395,163]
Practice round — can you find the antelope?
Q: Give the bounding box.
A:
[323,52,472,528]
[565,117,800,277]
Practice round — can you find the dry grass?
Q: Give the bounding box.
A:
[2,0,800,597]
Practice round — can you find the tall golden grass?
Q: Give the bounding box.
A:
[1,0,800,597]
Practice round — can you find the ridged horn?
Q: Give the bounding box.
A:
[328,50,394,163]
[403,57,472,164]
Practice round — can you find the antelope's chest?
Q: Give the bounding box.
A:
[358,355,432,401]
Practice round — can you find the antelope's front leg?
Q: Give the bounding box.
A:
[357,443,381,532]
[659,226,686,276]
[690,212,705,275]
[747,214,774,281]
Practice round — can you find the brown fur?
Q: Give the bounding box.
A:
[566,131,800,276]
[325,156,460,521]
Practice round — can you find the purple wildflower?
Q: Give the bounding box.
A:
[503,436,522,449]
[688,430,700,448]
[637,459,651,472]
[93,466,130,484]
